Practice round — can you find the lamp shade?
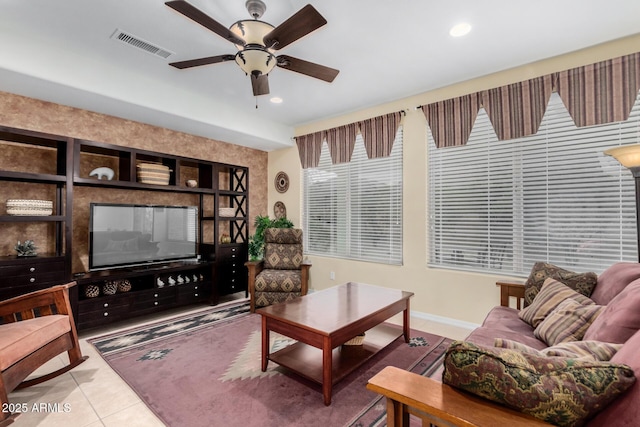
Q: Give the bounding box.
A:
[604,144,640,168]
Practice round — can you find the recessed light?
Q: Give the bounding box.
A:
[449,22,472,37]
[270,97,283,104]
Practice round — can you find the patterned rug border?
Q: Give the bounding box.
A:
[344,335,451,427]
[89,299,250,356]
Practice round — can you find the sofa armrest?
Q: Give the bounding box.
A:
[496,281,525,309]
[367,366,549,427]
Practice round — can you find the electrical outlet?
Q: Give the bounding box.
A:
[330,271,335,280]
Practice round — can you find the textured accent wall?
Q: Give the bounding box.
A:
[0,91,268,272]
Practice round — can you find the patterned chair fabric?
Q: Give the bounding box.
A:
[247,228,310,312]
[263,228,303,270]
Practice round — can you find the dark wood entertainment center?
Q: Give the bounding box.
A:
[0,125,249,330]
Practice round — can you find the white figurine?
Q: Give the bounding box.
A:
[157,277,165,288]
[89,167,115,180]
[177,275,184,284]
[168,276,176,286]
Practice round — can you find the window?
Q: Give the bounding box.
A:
[303,128,403,264]
[428,92,639,275]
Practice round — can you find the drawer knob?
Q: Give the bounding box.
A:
[104,303,109,308]
[29,267,36,272]
[103,312,109,317]
[231,248,236,252]
[29,277,36,283]
[195,293,199,297]
[154,301,158,306]
[154,293,159,298]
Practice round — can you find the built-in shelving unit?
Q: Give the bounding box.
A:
[0,126,249,328]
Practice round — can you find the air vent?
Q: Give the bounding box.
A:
[110,29,173,59]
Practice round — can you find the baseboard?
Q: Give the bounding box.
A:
[411,310,479,332]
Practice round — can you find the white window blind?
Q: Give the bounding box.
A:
[428,92,639,275]
[303,128,403,264]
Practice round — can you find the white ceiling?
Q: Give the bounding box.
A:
[1,0,639,151]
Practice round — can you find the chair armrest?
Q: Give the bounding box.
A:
[367,366,549,427]
[0,282,77,322]
[245,260,265,278]
[245,261,264,313]
[496,281,525,309]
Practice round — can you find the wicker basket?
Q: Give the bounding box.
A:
[343,333,365,346]
[6,199,53,216]
[137,163,171,185]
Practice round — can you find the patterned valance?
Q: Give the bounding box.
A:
[295,112,403,169]
[421,94,481,148]
[421,52,640,148]
[556,53,640,127]
[481,75,554,141]
[295,131,324,169]
[325,123,358,164]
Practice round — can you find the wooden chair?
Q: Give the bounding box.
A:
[245,228,311,313]
[0,282,88,426]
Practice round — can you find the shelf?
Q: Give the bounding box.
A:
[0,170,67,184]
[0,215,66,222]
[1,125,248,328]
[268,323,403,385]
[73,177,216,193]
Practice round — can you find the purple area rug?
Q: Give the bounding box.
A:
[90,300,452,427]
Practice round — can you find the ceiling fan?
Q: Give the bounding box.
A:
[165,0,339,96]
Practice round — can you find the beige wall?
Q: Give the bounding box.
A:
[269,34,640,325]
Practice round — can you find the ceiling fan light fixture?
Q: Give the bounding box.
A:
[230,20,274,49]
[235,47,276,76]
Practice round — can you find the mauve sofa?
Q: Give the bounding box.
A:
[367,262,640,426]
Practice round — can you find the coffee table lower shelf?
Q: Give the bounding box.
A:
[268,322,403,385]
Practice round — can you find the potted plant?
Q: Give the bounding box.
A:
[247,215,293,261]
[14,240,37,257]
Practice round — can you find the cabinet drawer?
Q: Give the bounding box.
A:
[177,282,210,304]
[132,289,175,310]
[6,271,66,287]
[78,294,134,313]
[217,245,245,260]
[0,260,65,278]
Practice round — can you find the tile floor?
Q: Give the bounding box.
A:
[7,293,473,427]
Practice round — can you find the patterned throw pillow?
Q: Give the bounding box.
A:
[443,341,636,427]
[494,338,623,361]
[534,299,604,346]
[523,262,597,307]
[519,278,595,328]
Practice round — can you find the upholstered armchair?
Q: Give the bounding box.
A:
[1,282,88,426]
[245,228,311,312]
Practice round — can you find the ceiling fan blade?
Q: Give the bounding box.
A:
[165,1,244,45]
[263,4,327,50]
[251,74,270,96]
[169,54,235,69]
[277,55,339,83]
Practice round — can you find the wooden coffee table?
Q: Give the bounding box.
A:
[257,282,414,405]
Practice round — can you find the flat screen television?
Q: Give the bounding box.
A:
[89,203,198,271]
